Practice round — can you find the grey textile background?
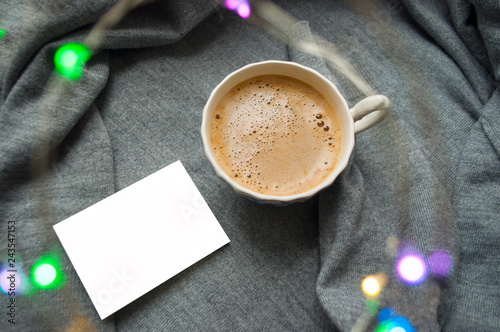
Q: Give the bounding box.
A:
[0,0,499,331]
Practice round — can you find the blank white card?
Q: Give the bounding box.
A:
[54,160,230,319]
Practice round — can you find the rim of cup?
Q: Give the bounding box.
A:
[201,60,355,204]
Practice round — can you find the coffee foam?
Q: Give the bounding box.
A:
[210,75,342,196]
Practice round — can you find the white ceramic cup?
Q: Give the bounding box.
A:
[201,60,390,205]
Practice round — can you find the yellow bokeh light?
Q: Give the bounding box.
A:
[362,276,381,296]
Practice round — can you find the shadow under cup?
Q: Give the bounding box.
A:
[201,60,385,205]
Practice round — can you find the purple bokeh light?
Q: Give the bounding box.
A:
[428,250,453,278]
[225,0,240,10]
[0,268,21,295]
[396,254,427,285]
[224,0,251,19]
[237,3,251,19]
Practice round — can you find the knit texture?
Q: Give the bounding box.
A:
[0,0,498,331]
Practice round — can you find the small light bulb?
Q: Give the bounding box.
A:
[0,268,21,294]
[362,272,387,297]
[362,276,381,296]
[54,43,91,80]
[396,254,427,285]
[224,0,251,19]
[34,263,57,286]
[60,52,78,69]
[237,3,251,18]
[31,255,65,290]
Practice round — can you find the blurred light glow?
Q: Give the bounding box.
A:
[0,29,6,39]
[54,42,91,80]
[374,321,391,332]
[428,250,453,278]
[362,276,381,296]
[366,298,379,316]
[391,316,416,332]
[397,254,427,285]
[237,3,251,18]
[0,269,21,294]
[34,264,57,286]
[378,308,396,323]
[224,0,251,19]
[376,312,416,332]
[31,255,65,290]
[390,328,405,332]
[225,0,239,10]
[0,261,34,297]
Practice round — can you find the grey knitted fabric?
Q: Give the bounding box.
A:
[0,0,499,331]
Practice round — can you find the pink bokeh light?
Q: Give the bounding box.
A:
[237,3,251,19]
[224,0,251,19]
[396,254,427,285]
[224,0,240,10]
[0,268,21,295]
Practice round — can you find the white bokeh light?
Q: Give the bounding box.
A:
[397,255,427,284]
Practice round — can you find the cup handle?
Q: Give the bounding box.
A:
[349,95,391,134]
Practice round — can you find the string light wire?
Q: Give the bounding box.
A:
[219,0,375,96]
[83,0,156,53]
[23,1,158,330]
[23,1,401,330]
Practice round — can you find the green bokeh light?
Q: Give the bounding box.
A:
[0,29,6,39]
[34,263,57,286]
[366,298,379,316]
[373,321,391,332]
[54,42,91,80]
[31,255,65,290]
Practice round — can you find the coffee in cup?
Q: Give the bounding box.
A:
[210,74,342,196]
